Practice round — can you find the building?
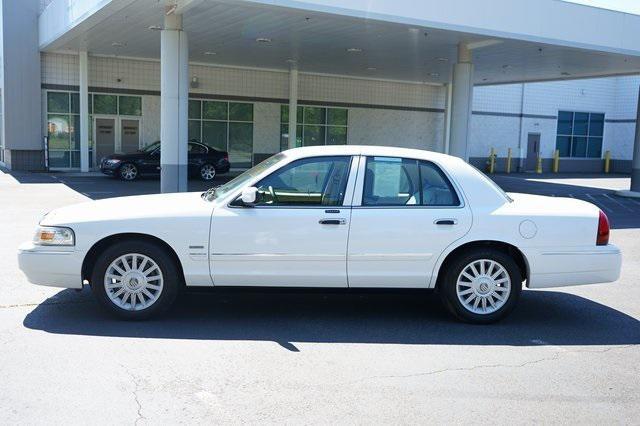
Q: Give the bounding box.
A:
[1,0,639,187]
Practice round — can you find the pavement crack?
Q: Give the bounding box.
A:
[343,345,636,385]
[121,365,145,426]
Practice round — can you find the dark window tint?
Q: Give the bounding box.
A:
[254,156,351,206]
[188,143,207,154]
[47,92,69,113]
[419,161,460,206]
[94,94,117,114]
[229,103,253,121]
[119,96,142,116]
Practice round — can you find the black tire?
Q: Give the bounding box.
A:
[118,163,138,181]
[199,163,217,181]
[90,240,180,320]
[439,248,522,324]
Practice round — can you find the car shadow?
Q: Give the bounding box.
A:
[23,288,640,350]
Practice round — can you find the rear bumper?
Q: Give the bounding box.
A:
[17,242,83,289]
[216,160,230,174]
[527,245,621,289]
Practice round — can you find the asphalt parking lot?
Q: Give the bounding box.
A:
[1,169,639,424]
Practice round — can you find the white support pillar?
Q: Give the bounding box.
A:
[288,66,299,150]
[632,88,640,192]
[617,86,640,198]
[160,11,189,193]
[79,51,90,172]
[449,44,474,161]
[441,82,453,154]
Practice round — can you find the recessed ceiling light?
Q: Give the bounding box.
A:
[429,72,440,77]
[203,51,216,55]
[111,42,126,48]
[255,37,272,43]
[436,57,449,62]
[148,25,162,30]
[366,67,377,71]
[346,47,363,53]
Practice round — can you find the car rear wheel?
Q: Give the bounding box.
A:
[91,240,180,320]
[439,248,521,324]
[199,163,216,181]
[119,163,138,181]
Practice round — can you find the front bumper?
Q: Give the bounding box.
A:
[527,244,622,289]
[17,242,83,289]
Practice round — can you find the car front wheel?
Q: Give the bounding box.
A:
[199,163,216,181]
[90,240,180,320]
[119,163,138,181]
[439,248,521,324]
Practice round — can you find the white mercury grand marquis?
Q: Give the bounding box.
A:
[18,146,622,323]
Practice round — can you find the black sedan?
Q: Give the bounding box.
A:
[100,140,230,181]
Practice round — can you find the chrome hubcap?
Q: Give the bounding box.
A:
[456,259,511,315]
[104,253,163,311]
[201,165,216,180]
[121,164,137,180]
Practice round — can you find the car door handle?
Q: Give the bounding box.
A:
[319,218,347,225]
[435,219,458,225]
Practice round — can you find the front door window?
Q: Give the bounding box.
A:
[253,156,352,206]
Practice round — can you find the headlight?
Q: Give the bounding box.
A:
[33,226,75,246]
[105,159,121,165]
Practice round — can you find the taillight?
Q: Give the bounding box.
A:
[597,210,610,246]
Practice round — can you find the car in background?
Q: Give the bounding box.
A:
[99,140,230,181]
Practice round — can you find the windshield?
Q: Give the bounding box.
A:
[203,153,287,201]
[141,141,160,153]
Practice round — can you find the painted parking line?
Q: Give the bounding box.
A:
[602,193,635,212]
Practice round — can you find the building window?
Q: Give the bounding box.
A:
[46,91,143,169]
[188,99,254,168]
[47,91,84,168]
[555,111,604,158]
[280,105,348,151]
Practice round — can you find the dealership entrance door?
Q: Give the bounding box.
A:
[95,118,115,165]
[120,119,141,153]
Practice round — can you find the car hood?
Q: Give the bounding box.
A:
[41,192,213,226]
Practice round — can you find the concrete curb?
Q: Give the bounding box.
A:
[615,190,640,199]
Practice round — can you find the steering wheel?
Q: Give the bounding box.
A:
[268,185,279,204]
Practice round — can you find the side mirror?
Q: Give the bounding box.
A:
[241,187,258,205]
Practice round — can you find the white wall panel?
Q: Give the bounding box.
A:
[468,115,520,158]
[348,109,442,150]
[253,102,281,154]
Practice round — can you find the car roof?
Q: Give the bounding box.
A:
[281,145,461,165]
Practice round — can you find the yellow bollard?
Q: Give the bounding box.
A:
[506,148,512,174]
[553,149,560,173]
[604,150,611,173]
[536,155,543,174]
[489,147,496,174]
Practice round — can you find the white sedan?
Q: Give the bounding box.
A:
[18,146,621,323]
